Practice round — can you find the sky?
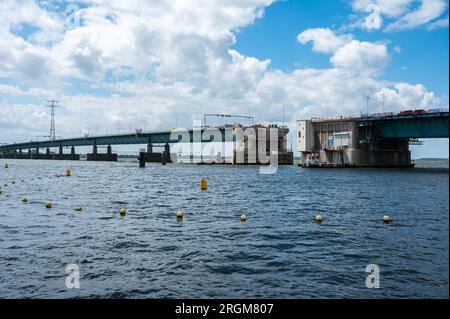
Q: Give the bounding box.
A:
[0,0,448,158]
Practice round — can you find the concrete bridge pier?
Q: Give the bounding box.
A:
[140,142,176,163]
[86,143,118,161]
[31,145,53,160]
[144,143,160,162]
[143,143,164,163]
[147,143,153,154]
[139,152,146,168]
[14,148,29,159]
[164,143,170,162]
[10,149,29,160]
[68,146,80,160]
[54,145,80,160]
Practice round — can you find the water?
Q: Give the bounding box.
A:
[0,159,448,299]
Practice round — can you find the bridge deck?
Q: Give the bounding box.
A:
[0,127,234,152]
[356,111,449,139]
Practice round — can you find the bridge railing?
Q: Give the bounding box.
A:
[356,108,449,121]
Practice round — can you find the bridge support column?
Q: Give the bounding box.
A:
[15,148,29,159]
[147,143,153,154]
[16,148,27,159]
[144,143,160,163]
[86,144,117,162]
[54,145,80,161]
[30,146,53,160]
[31,146,38,159]
[143,143,174,163]
[139,152,146,168]
[164,143,170,160]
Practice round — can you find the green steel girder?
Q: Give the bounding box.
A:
[355,112,449,139]
[370,115,449,139]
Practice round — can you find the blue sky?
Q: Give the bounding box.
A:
[233,0,450,158]
[234,1,449,98]
[0,0,448,158]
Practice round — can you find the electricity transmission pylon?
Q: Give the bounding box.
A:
[47,99,59,141]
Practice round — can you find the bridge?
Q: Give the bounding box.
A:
[297,108,449,168]
[0,126,235,162]
[1,108,448,167]
[0,127,234,151]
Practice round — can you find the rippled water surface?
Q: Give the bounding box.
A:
[0,159,448,298]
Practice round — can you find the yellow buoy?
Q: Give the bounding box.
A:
[45,202,52,209]
[66,168,71,177]
[383,215,391,223]
[200,178,208,190]
[176,211,184,219]
[21,197,28,203]
[4,163,8,169]
[240,214,248,222]
[315,215,323,223]
[74,206,83,212]
[119,208,127,216]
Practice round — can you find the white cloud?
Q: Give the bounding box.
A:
[386,0,448,31]
[386,83,439,108]
[351,0,448,31]
[246,68,439,122]
[0,0,275,84]
[331,40,391,75]
[353,0,413,18]
[297,28,352,53]
[427,15,450,29]
[0,0,444,147]
[297,29,391,75]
